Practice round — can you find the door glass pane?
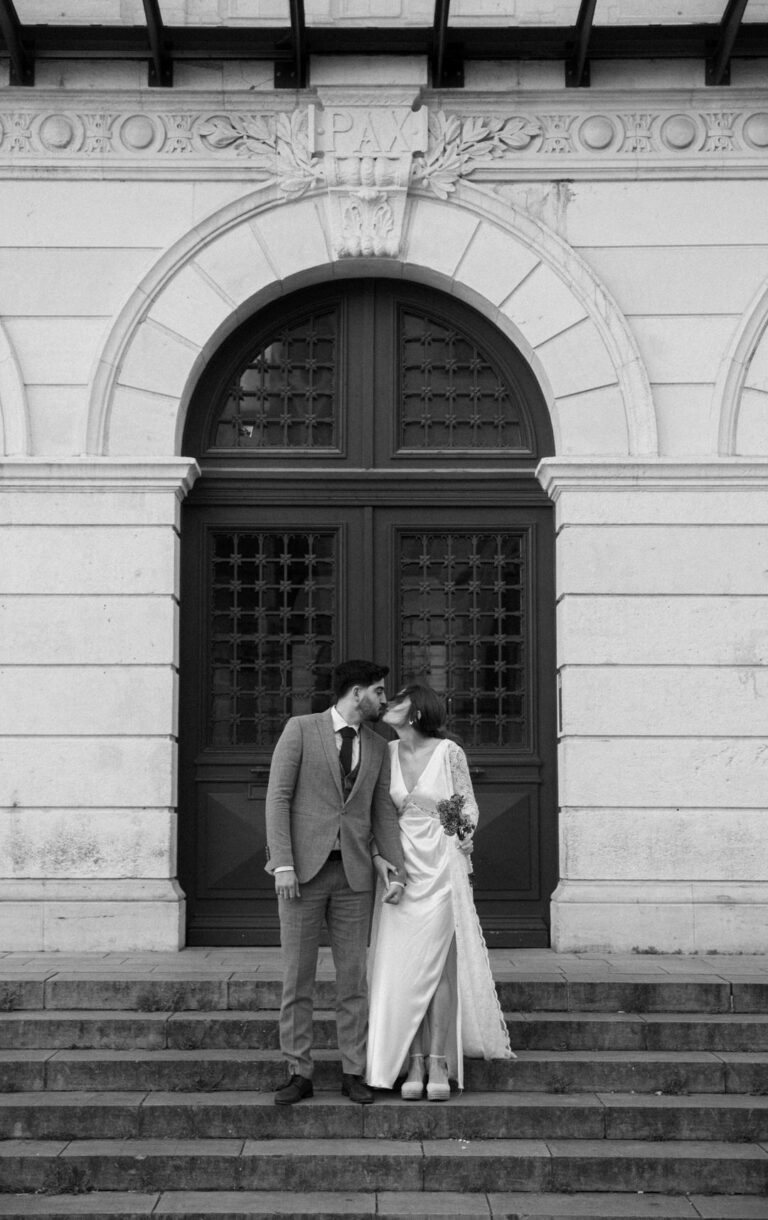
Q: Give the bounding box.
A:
[208,530,337,746]
[211,308,339,450]
[398,308,533,454]
[397,530,527,749]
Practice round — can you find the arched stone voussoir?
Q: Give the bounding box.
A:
[714,280,768,456]
[93,185,656,460]
[404,188,656,459]
[0,320,29,457]
[95,194,333,457]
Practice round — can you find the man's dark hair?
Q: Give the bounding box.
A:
[333,659,389,700]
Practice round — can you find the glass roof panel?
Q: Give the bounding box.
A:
[587,0,764,25]
[17,1,291,26]
[18,0,130,22]
[13,0,768,31]
[448,1,768,27]
[305,0,434,25]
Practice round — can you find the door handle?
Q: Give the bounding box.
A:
[248,766,270,798]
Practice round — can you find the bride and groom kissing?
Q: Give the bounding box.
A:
[265,658,512,1107]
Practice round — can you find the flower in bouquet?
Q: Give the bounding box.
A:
[437,792,473,841]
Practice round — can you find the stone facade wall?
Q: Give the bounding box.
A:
[1,49,767,950]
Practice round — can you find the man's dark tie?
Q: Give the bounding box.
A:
[339,726,356,776]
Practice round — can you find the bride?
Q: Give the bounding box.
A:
[365,683,513,1100]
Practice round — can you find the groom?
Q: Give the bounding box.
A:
[265,659,406,1105]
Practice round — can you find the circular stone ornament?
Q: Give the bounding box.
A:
[39,114,75,150]
[579,116,615,151]
[661,114,697,150]
[120,115,157,151]
[743,113,768,149]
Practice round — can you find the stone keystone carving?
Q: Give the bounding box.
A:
[323,152,411,258]
[201,102,429,255]
[310,99,427,259]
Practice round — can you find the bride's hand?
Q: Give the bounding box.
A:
[458,833,474,857]
[383,882,403,905]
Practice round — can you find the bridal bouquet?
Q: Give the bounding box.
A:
[437,792,473,841]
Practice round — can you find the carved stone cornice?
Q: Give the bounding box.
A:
[537,458,768,496]
[1,88,767,181]
[0,457,200,496]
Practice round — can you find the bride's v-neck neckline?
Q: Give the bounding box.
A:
[395,738,445,795]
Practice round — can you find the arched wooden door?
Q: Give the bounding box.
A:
[179,279,556,946]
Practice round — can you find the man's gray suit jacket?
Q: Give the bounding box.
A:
[264,709,405,890]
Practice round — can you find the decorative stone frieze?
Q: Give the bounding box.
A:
[199,110,321,197]
[412,111,540,197]
[1,90,768,184]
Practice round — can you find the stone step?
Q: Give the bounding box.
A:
[5,1048,767,1095]
[5,974,764,1014]
[514,1013,768,1052]
[0,1190,767,1219]
[3,1010,768,1052]
[0,1138,766,1195]
[2,1090,768,1143]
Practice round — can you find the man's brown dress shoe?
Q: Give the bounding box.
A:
[341,1073,374,1104]
[274,1073,313,1105]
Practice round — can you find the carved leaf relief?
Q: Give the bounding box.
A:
[413,110,542,198]
[198,110,320,196]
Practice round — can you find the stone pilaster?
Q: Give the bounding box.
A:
[539,458,768,952]
[0,458,198,950]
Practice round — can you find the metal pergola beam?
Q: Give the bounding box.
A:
[4,20,768,84]
[707,0,750,85]
[142,0,172,87]
[566,0,597,87]
[431,0,463,88]
[14,23,768,60]
[0,0,34,86]
[274,0,307,88]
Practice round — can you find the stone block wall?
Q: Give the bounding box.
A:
[0,462,195,949]
[541,462,768,951]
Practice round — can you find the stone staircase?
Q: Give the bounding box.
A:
[0,961,767,1218]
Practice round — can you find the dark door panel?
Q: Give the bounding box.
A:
[180,506,368,944]
[374,507,555,945]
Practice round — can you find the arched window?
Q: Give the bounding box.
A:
[186,281,545,465]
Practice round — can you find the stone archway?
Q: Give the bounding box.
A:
[714,280,768,455]
[0,320,29,456]
[87,184,657,461]
[77,178,660,951]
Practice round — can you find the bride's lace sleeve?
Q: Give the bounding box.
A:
[447,740,479,829]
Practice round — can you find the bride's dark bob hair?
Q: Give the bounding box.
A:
[394,683,445,738]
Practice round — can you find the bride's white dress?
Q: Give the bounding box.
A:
[365,737,513,1089]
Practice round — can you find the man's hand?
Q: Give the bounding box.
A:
[275,868,301,900]
[374,854,405,905]
[373,855,405,889]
